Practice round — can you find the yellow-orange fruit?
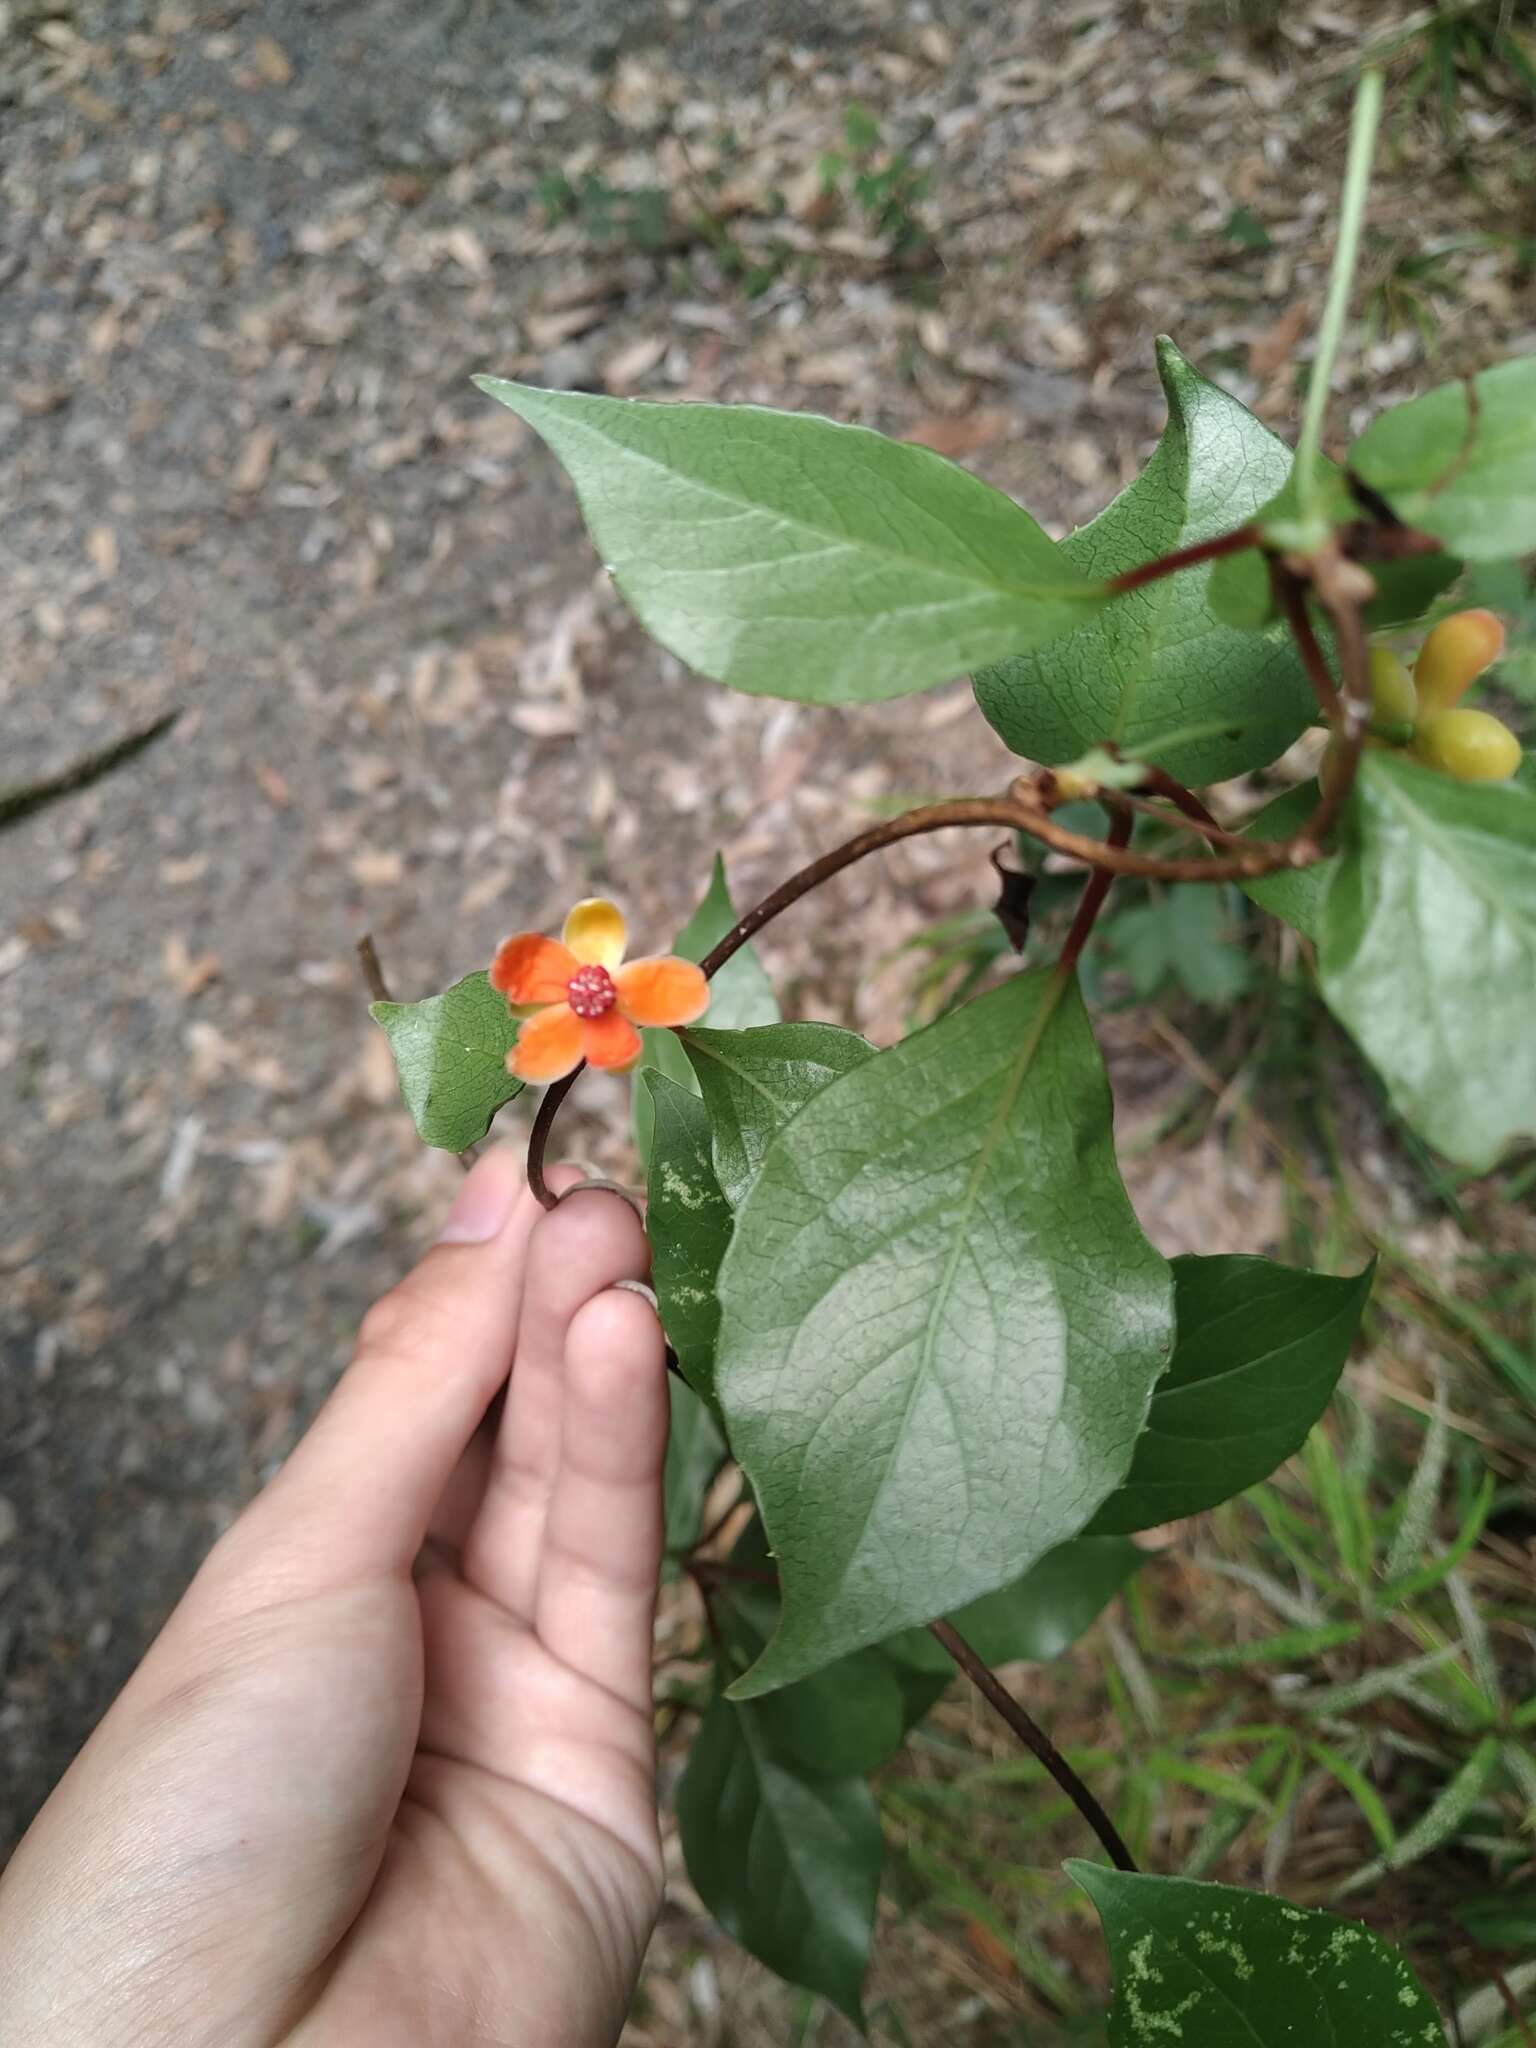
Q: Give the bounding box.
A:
[1412,707,1522,783]
[1413,609,1506,715]
[1368,646,1418,731]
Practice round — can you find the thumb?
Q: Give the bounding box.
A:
[234,1146,544,1587]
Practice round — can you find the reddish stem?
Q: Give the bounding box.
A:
[1107,525,1256,594]
[1058,802,1133,976]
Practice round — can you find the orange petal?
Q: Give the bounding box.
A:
[490,933,579,1007]
[580,1009,643,1071]
[509,1003,584,1083]
[563,897,628,970]
[614,955,711,1028]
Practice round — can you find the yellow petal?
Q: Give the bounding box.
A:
[562,897,628,970]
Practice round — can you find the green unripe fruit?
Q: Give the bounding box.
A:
[1412,707,1522,783]
[1413,608,1505,715]
[1367,646,1417,735]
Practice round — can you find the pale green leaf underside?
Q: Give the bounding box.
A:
[475,377,1105,703]
[1318,753,1536,1171]
[974,337,1317,785]
[371,972,522,1152]
[716,967,1173,1697]
[1349,356,1536,560]
[1072,1866,1447,2046]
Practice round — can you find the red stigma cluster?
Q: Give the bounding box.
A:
[566,963,618,1019]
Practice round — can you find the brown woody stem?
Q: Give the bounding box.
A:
[930,1617,1138,1872]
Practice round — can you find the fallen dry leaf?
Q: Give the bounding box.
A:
[248,35,294,86]
[85,526,118,579]
[350,848,405,887]
[162,933,222,997]
[231,426,276,494]
[1249,298,1311,382]
[902,410,1013,458]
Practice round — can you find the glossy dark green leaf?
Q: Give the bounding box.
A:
[973,338,1317,785]
[1238,782,1334,942]
[676,1689,884,2023]
[1071,1866,1448,2046]
[475,378,1105,704]
[1349,357,1536,560]
[663,1377,725,1559]
[1317,752,1536,1169]
[633,857,778,1169]
[370,972,522,1152]
[643,1074,733,1402]
[682,1021,874,1207]
[716,966,1174,1697]
[877,1535,1145,1675]
[1088,1254,1373,1534]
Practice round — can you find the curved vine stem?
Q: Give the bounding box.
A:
[930,1618,1138,1872]
[526,778,1341,1205]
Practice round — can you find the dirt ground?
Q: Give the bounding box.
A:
[4,0,1534,2034]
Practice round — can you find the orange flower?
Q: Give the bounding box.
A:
[490,897,709,1084]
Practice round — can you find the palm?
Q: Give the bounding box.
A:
[287,1568,661,2048]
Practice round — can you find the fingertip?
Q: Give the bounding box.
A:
[531,1174,651,1284]
[435,1143,534,1245]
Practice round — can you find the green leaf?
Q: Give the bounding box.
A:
[1349,357,1536,560]
[1206,545,1275,631]
[718,1522,909,1776]
[1097,885,1254,1006]
[664,1377,725,1559]
[1069,1866,1448,2047]
[676,1688,883,2023]
[643,1074,733,1402]
[972,338,1318,785]
[1361,549,1462,632]
[877,1535,1144,1675]
[633,857,778,1170]
[1452,1887,1536,1950]
[682,1021,874,1208]
[474,378,1105,704]
[1087,1254,1373,1535]
[1317,752,1536,1170]
[716,965,1174,1697]
[1238,782,1334,941]
[370,972,523,1152]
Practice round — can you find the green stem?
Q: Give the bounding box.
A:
[1294,68,1384,527]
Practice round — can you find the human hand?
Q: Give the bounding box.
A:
[0,1152,670,2048]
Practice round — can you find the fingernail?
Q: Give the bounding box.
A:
[614,1278,660,1313]
[555,1175,646,1219]
[437,1154,519,1244]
